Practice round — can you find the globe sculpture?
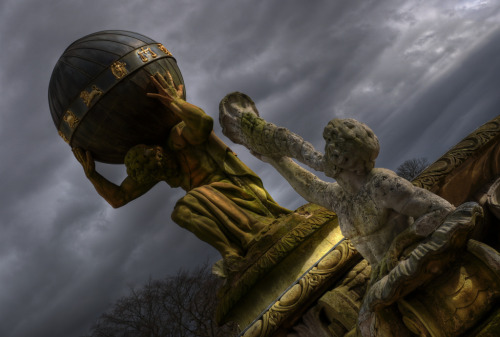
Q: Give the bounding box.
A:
[48,30,185,163]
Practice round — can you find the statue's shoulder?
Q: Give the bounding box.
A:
[370,167,398,178]
[367,168,414,200]
[367,168,401,187]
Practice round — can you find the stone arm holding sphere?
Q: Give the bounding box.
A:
[220,92,333,206]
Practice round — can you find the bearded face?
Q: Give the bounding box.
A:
[124,145,181,187]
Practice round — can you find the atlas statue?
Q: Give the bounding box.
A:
[73,73,289,263]
[48,31,289,268]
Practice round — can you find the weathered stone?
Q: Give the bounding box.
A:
[217,203,350,328]
[220,92,454,274]
[219,91,500,337]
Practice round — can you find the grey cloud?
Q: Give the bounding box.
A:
[376,28,500,167]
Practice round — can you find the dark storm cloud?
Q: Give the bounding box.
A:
[0,0,500,336]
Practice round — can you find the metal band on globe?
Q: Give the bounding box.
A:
[57,43,175,144]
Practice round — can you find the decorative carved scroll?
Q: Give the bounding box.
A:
[413,115,500,205]
[241,240,360,337]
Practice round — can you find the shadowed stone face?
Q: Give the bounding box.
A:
[124,144,181,187]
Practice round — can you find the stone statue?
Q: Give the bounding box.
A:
[220,92,455,273]
[219,92,472,336]
[73,74,289,264]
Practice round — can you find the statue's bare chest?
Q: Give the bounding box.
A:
[334,187,388,239]
[174,145,224,189]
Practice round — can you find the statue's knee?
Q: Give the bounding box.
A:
[171,204,191,226]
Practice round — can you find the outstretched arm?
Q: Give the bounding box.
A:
[220,92,324,172]
[219,92,338,207]
[147,72,213,145]
[73,148,157,208]
[264,156,338,209]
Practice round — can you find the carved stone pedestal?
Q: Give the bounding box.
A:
[397,240,500,337]
[216,104,500,337]
[216,203,362,336]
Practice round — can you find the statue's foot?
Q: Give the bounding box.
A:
[219,92,260,145]
[212,252,246,279]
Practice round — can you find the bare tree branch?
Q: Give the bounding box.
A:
[396,157,429,181]
[84,264,238,337]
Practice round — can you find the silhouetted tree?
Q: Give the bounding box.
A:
[396,157,429,181]
[85,264,238,337]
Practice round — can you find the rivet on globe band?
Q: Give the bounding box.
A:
[80,85,103,107]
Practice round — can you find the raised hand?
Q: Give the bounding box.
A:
[147,71,184,114]
[73,147,96,178]
[219,92,262,146]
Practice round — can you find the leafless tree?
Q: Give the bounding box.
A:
[396,157,429,181]
[85,264,238,337]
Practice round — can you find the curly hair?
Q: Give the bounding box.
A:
[323,118,380,174]
[124,144,179,185]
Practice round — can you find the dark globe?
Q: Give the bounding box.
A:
[48,30,185,164]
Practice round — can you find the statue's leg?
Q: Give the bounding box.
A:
[172,199,244,259]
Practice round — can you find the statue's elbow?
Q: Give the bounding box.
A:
[110,202,122,209]
[191,115,214,145]
[108,197,128,209]
[108,201,121,209]
[201,114,214,136]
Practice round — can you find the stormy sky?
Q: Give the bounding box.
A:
[1,0,500,336]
